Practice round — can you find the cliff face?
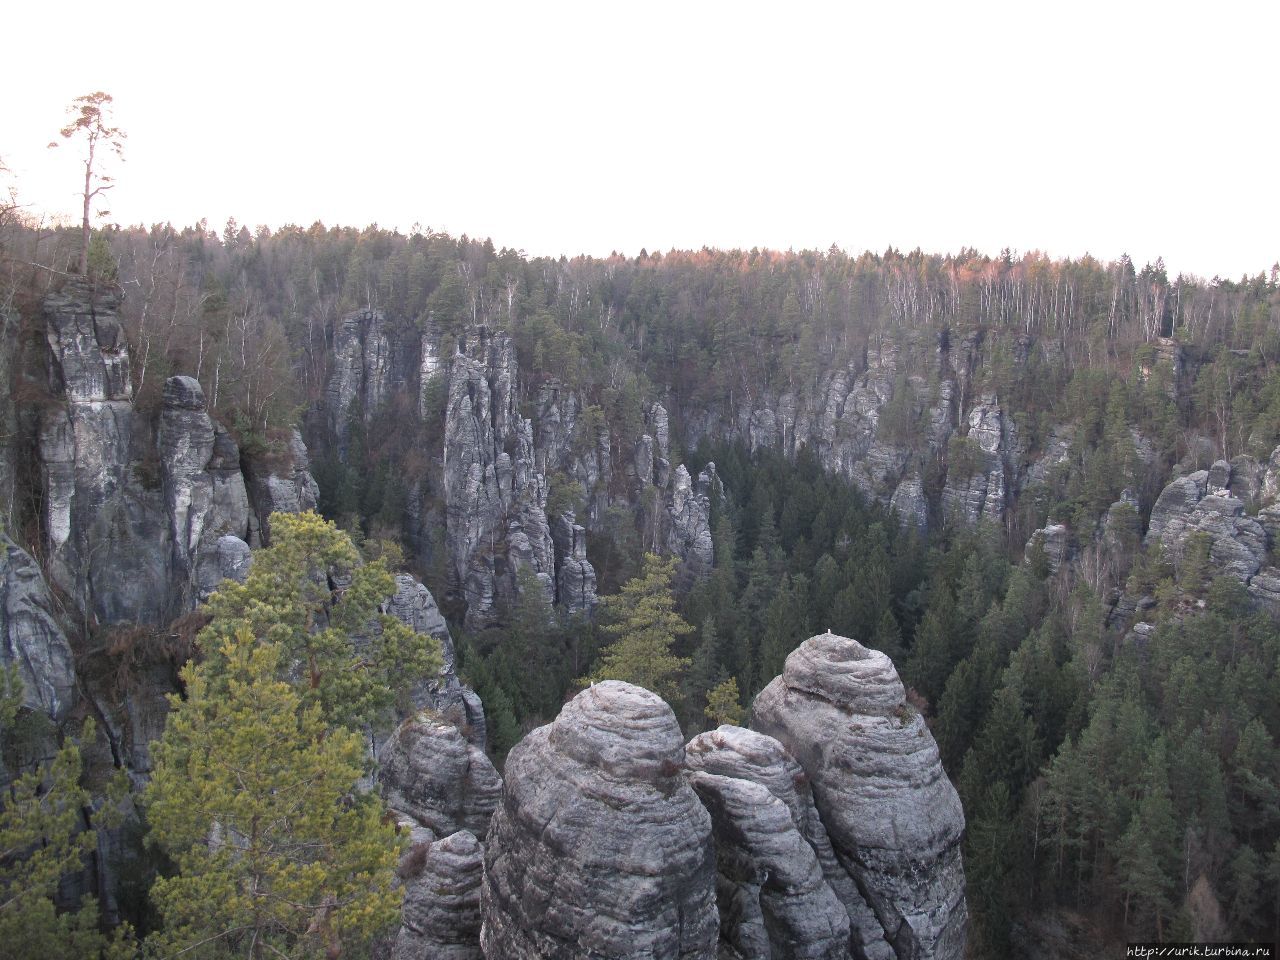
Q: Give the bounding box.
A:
[322,313,726,627]
[35,282,315,628]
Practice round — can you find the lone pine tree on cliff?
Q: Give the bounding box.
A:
[49,91,125,277]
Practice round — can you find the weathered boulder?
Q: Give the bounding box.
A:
[0,535,76,720]
[752,633,967,960]
[394,830,484,960]
[686,725,892,960]
[690,771,849,959]
[379,712,501,839]
[481,681,718,959]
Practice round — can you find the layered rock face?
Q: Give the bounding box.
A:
[481,681,718,959]
[36,281,317,627]
[395,830,485,960]
[689,771,849,959]
[442,327,557,626]
[1111,456,1280,624]
[686,725,891,960]
[323,313,725,626]
[753,633,967,960]
[0,534,76,721]
[379,712,501,838]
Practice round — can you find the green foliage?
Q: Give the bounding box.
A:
[0,669,132,959]
[586,553,693,701]
[704,677,744,727]
[200,510,442,731]
[146,628,402,958]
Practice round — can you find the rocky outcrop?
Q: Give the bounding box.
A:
[1025,523,1070,574]
[667,463,717,590]
[37,282,316,625]
[689,771,849,959]
[443,327,555,626]
[394,830,484,960]
[551,514,597,615]
[753,632,967,960]
[244,429,319,546]
[0,534,76,720]
[158,376,252,610]
[382,574,487,745]
[481,681,718,959]
[1145,463,1267,585]
[379,712,501,839]
[686,725,892,960]
[941,395,1012,528]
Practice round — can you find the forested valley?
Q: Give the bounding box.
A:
[3,207,1280,957]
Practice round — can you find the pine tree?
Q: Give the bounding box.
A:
[705,677,745,727]
[200,510,441,731]
[586,553,694,701]
[0,669,132,959]
[146,628,402,958]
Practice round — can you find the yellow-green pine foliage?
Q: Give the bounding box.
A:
[200,510,441,731]
[705,676,745,727]
[0,667,132,959]
[588,553,693,700]
[145,628,402,958]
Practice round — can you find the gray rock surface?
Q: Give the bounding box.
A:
[752,633,967,960]
[0,534,76,720]
[1145,466,1268,587]
[690,771,849,960]
[443,327,555,627]
[686,726,892,960]
[667,463,716,589]
[244,429,320,546]
[552,514,598,615]
[1025,523,1070,574]
[380,573,486,745]
[394,830,484,960]
[379,712,501,839]
[481,681,718,959]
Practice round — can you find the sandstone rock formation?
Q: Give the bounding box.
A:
[0,534,76,720]
[443,327,556,626]
[690,770,849,959]
[686,725,892,960]
[394,830,484,960]
[481,681,718,959]
[379,712,501,839]
[37,281,318,625]
[753,632,967,960]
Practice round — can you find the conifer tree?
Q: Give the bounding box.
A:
[146,628,402,958]
[200,510,441,731]
[586,553,693,701]
[705,677,745,727]
[0,670,131,959]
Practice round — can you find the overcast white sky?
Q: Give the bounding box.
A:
[3,1,1276,279]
